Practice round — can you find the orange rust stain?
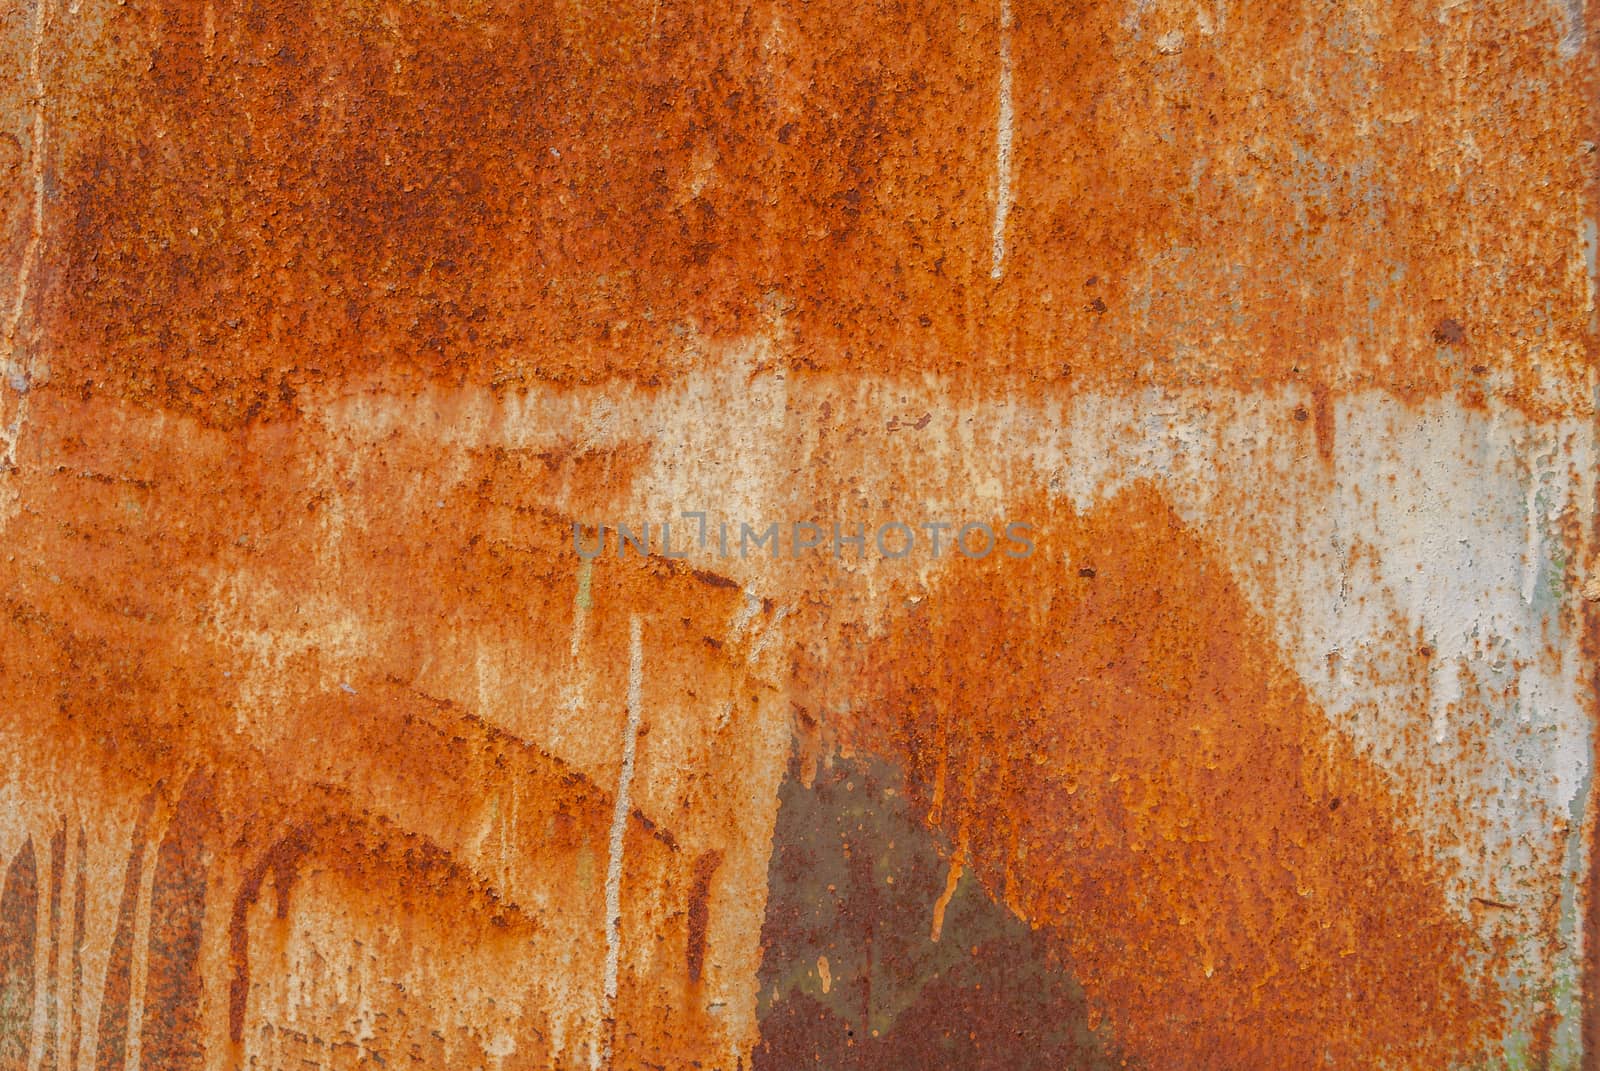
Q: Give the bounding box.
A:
[0,387,770,1066]
[1310,380,1333,462]
[803,483,1506,1069]
[0,0,1594,1065]
[38,0,1597,424]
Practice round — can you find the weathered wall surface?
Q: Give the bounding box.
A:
[0,0,1596,1067]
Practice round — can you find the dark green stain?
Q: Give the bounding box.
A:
[755,753,1123,1070]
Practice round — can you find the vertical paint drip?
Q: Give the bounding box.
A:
[141,777,214,1071]
[95,802,153,1071]
[1521,436,1555,605]
[2,0,50,475]
[67,827,85,1071]
[0,840,37,1071]
[571,558,593,658]
[600,615,645,1067]
[41,824,65,1071]
[989,0,1015,281]
[5,0,48,359]
[929,853,964,944]
[228,827,311,1049]
[685,851,723,984]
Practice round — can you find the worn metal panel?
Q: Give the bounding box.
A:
[0,0,1596,1067]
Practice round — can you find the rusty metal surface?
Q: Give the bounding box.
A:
[0,0,1597,1067]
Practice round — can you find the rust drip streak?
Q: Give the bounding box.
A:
[122,819,160,1071]
[227,827,314,1047]
[42,822,65,1071]
[685,850,723,985]
[5,0,47,352]
[600,615,645,1069]
[1580,6,1600,1059]
[94,798,154,1071]
[3,0,50,469]
[141,776,214,1071]
[68,826,85,1071]
[989,0,1014,281]
[0,839,37,1071]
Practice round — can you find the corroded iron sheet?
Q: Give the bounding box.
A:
[0,0,1596,1068]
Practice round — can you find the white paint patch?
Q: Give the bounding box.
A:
[308,350,1597,1058]
[728,588,763,643]
[599,616,645,1067]
[1521,431,1557,605]
[570,558,593,659]
[989,0,1015,281]
[1121,0,1155,33]
[747,604,790,667]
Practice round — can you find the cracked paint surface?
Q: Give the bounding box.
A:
[0,0,1597,1067]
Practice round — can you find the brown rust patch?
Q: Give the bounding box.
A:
[1432,317,1466,346]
